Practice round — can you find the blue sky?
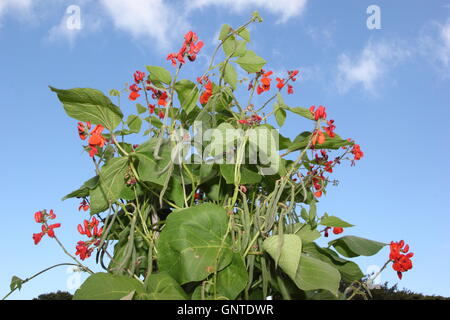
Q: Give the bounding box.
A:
[1,0,449,299]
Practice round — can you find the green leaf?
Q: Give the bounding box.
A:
[62,176,99,200]
[49,86,123,131]
[294,224,321,243]
[222,63,238,90]
[236,50,266,73]
[136,103,147,114]
[90,157,128,214]
[264,235,303,283]
[275,107,286,127]
[238,27,250,42]
[303,243,364,283]
[288,131,311,152]
[10,276,23,291]
[287,107,314,120]
[157,203,233,284]
[216,253,248,299]
[73,273,144,300]
[146,65,172,85]
[296,254,341,296]
[329,236,387,258]
[174,79,199,115]
[126,115,142,133]
[219,24,232,41]
[320,216,354,228]
[141,272,187,300]
[220,164,262,185]
[135,141,172,186]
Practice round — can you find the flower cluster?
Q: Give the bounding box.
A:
[32,210,61,245]
[78,199,90,212]
[256,70,273,94]
[200,80,213,105]
[275,70,299,95]
[75,217,103,261]
[77,122,108,157]
[389,240,414,279]
[167,31,204,67]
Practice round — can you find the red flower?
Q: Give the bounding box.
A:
[33,232,44,245]
[34,211,44,223]
[323,120,336,138]
[158,110,165,119]
[309,105,327,121]
[77,122,91,140]
[311,129,326,146]
[148,104,155,114]
[33,210,61,244]
[333,227,344,234]
[167,31,203,66]
[324,161,333,173]
[390,240,414,279]
[257,71,273,95]
[351,144,364,161]
[157,91,168,106]
[200,81,213,104]
[288,70,299,81]
[129,91,140,101]
[88,125,107,158]
[287,84,294,95]
[78,217,102,239]
[75,241,94,261]
[276,78,284,90]
[134,71,145,83]
[78,199,90,212]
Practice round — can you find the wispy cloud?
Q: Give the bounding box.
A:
[99,0,190,50]
[0,0,34,26]
[188,0,308,23]
[419,18,450,77]
[336,41,411,94]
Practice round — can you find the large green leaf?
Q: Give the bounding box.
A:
[216,252,248,299]
[140,272,187,300]
[320,216,354,228]
[222,63,238,90]
[329,236,387,258]
[296,254,341,296]
[89,157,128,214]
[126,115,142,133]
[73,273,144,300]
[236,50,266,73]
[287,107,315,120]
[294,224,321,243]
[303,243,364,283]
[157,203,233,284]
[135,140,173,186]
[146,65,172,84]
[263,235,302,280]
[62,176,99,200]
[220,164,262,185]
[49,86,123,131]
[174,79,199,115]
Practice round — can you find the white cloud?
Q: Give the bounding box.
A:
[419,18,450,76]
[0,0,33,25]
[99,0,189,50]
[188,0,308,23]
[336,41,410,94]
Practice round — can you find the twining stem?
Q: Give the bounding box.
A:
[2,263,82,300]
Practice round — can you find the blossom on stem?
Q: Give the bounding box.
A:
[200,81,213,104]
[88,125,107,158]
[256,70,273,95]
[309,105,327,121]
[389,240,414,279]
[167,31,204,67]
[32,209,61,245]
